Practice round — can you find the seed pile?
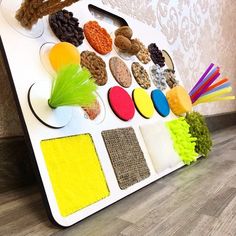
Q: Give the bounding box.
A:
[148,43,165,67]
[84,21,112,55]
[131,62,151,89]
[136,40,151,64]
[149,65,167,91]
[164,69,178,88]
[49,10,84,47]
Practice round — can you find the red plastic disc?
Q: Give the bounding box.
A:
[108,86,135,121]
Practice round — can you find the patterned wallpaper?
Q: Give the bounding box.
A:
[0,0,236,138]
[103,0,236,115]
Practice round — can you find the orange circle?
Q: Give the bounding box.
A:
[49,42,80,72]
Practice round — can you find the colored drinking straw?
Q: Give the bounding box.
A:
[193,96,235,106]
[190,67,219,99]
[207,96,235,102]
[205,78,229,93]
[201,82,231,96]
[193,87,232,105]
[189,63,214,96]
[190,65,216,96]
[191,70,220,103]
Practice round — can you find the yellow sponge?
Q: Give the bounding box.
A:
[40,134,109,217]
[166,85,192,115]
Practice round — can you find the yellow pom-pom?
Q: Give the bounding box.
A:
[49,42,81,72]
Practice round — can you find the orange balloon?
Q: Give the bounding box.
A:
[49,42,80,72]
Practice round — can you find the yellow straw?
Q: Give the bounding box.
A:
[195,87,232,103]
[193,96,235,106]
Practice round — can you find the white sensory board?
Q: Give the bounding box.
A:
[0,0,187,227]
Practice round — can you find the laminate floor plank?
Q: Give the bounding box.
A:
[0,126,236,236]
[198,187,236,217]
[119,168,236,236]
[53,218,131,236]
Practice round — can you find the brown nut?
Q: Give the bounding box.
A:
[115,26,133,39]
[128,39,140,55]
[114,35,132,51]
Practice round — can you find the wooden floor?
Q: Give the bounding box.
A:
[1,126,236,236]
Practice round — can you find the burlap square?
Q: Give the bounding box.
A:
[102,127,150,189]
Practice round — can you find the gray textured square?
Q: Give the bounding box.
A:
[102,127,150,189]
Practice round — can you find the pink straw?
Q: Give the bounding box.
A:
[189,63,214,96]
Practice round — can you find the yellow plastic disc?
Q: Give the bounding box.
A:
[49,42,80,72]
[133,88,154,119]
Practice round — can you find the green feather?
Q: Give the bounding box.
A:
[48,64,97,108]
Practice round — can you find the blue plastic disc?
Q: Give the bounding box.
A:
[151,89,170,117]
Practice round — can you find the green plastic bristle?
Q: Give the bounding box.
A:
[48,64,97,108]
[166,118,198,165]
